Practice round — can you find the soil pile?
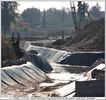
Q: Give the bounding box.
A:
[52,18,105,51]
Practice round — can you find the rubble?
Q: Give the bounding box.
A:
[1,45,105,97]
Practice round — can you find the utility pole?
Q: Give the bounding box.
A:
[70,1,78,33]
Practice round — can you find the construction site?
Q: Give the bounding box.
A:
[1,1,105,98]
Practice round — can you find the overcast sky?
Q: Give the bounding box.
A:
[17,1,105,13]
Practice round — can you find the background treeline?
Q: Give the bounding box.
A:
[20,6,105,28]
[1,1,105,36]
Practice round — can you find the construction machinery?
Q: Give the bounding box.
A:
[70,1,78,33]
[70,1,92,33]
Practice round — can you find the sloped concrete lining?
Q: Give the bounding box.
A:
[25,45,104,67]
[23,52,53,73]
[59,52,104,66]
[25,45,70,63]
[2,52,53,73]
[75,80,105,97]
[1,62,48,88]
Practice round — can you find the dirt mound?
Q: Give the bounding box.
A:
[65,18,105,51]
[51,18,104,51]
[52,39,65,46]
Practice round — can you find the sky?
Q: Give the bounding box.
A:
[17,1,105,13]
